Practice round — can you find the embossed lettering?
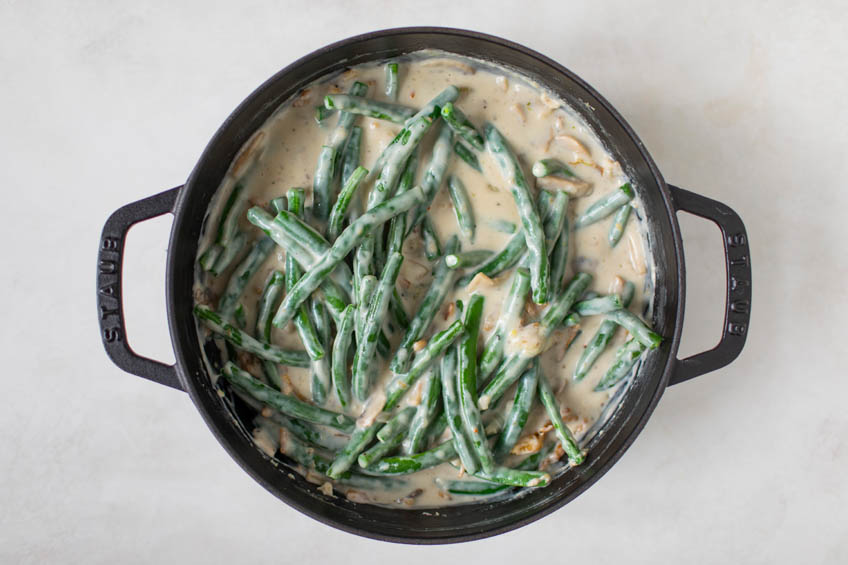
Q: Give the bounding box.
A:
[103,327,122,343]
[730,276,750,293]
[727,233,747,248]
[727,322,747,336]
[101,237,120,252]
[100,305,120,320]
[729,255,748,268]
[98,282,118,297]
[730,300,750,314]
[99,259,118,275]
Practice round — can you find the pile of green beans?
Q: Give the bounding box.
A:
[193,61,663,503]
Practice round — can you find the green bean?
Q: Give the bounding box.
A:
[606,309,662,349]
[403,368,442,455]
[475,466,551,487]
[198,244,223,272]
[389,288,410,333]
[356,275,377,338]
[312,81,367,220]
[532,158,577,179]
[608,203,632,247]
[272,186,426,328]
[358,431,403,469]
[564,312,581,327]
[327,165,368,241]
[573,294,624,316]
[385,319,465,411]
[308,299,332,405]
[390,235,459,373]
[209,231,246,276]
[575,183,635,228]
[441,102,484,150]
[256,270,285,342]
[217,236,274,320]
[477,272,592,409]
[340,126,362,187]
[369,86,458,209]
[233,304,247,329]
[421,215,442,260]
[542,191,569,254]
[538,366,584,465]
[327,424,379,479]
[493,363,538,460]
[457,294,494,473]
[386,149,419,255]
[324,94,415,124]
[215,181,246,248]
[549,214,570,295]
[573,282,635,381]
[479,268,531,380]
[453,141,481,171]
[440,345,478,473]
[353,252,403,401]
[370,435,459,475]
[270,197,287,215]
[331,305,355,408]
[407,120,454,231]
[385,62,399,100]
[253,413,334,452]
[489,219,516,234]
[484,123,549,304]
[456,232,525,286]
[222,362,353,431]
[445,250,494,270]
[437,478,507,496]
[195,305,309,368]
[595,338,646,391]
[315,105,333,125]
[447,174,476,241]
[376,406,417,443]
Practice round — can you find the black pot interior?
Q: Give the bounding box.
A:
[167,28,683,543]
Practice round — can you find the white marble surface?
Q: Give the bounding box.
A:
[2,1,846,562]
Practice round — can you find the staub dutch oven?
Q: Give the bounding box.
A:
[96,27,751,543]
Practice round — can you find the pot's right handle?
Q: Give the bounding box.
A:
[668,185,751,385]
[97,187,184,391]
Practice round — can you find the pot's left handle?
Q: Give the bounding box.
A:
[97,187,184,391]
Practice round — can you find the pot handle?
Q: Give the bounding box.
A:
[668,185,751,385]
[97,187,184,391]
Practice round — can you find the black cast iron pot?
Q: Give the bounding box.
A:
[96,27,752,544]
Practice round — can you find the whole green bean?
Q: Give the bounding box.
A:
[255,270,285,342]
[327,424,379,479]
[331,305,355,409]
[493,363,538,460]
[475,466,551,487]
[308,299,331,404]
[531,158,577,179]
[403,368,442,455]
[453,141,482,172]
[209,231,246,276]
[575,183,635,228]
[537,367,584,465]
[542,191,569,254]
[272,186,426,328]
[549,214,570,295]
[327,165,368,241]
[357,431,404,469]
[447,174,476,241]
[215,181,246,248]
[478,268,531,380]
[389,288,410,333]
[608,203,632,247]
[420,215,442,260]
[445,250,494,270]
[340,126,362,187]
[194,305,309,368]
[485,123,549,304]
[217,236,275,319]
[595,338,646,391]
[390,235,459,373]
[324,94,415,123]
[376,406,417,443]
[457,294,494,473]
[573,294,624,316]
[222,362,353,431]
[456,232,525,286]
[441,102,484,150]
[407,120,453,231]
[440,345,478,473]
[606,309,662,349]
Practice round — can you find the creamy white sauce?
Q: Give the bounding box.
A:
[194,51,654,508]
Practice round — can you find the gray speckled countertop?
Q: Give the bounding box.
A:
[1,1,846,562]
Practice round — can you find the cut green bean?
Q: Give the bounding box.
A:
[195,305,309,368]
[542,191,569,254]
[489,219,516,234]
[385,319,465,411]
[331,305,355,408]
[327,165,368,241]
[198,244,223,272]
[217,236,274,319]
[457,294,494,473]
[215,182,246,248]
[573,294,624,316]
[222,362,353,431]
[353,252,403,401]
[575,183,635,228]
[485,123,549,304]
[538,366,584,465]
[549,214,570,295]
[356,275,377,338]
[608,203,632,247]
[440,346,478,474]
[574,282,635,381]
[324,94,415,124]
[453,141,481,171]
[327,423,379,479]
[493,363,538,460]
[408,120,453,230]
[606,309,662,349]
[308,299,331,405]
[389,288,410,332]
[479,267,531,380]
[390,235,459,373]
[447,174,476,241]
[358,431,403,469]
[370,435,459,475]
[441,102,484,150]
[475,466,551,488]
[376,406,417,443]
[478,272,592,409]
[532,158,577,179]
[209,231,246,276]
[421,215,442,260]
[445,250,494,270]
[315,105,333,124]
[386,149,419,255]
[595,338,646,391]
[255,270,285,343]
[404,368,441,455]
[340,126,362,187]
[233,304,247,329]
[456,232,525,286]
[272,186,426,328]
[385,62,399,100]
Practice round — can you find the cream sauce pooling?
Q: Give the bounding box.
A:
[195,51,653,507]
